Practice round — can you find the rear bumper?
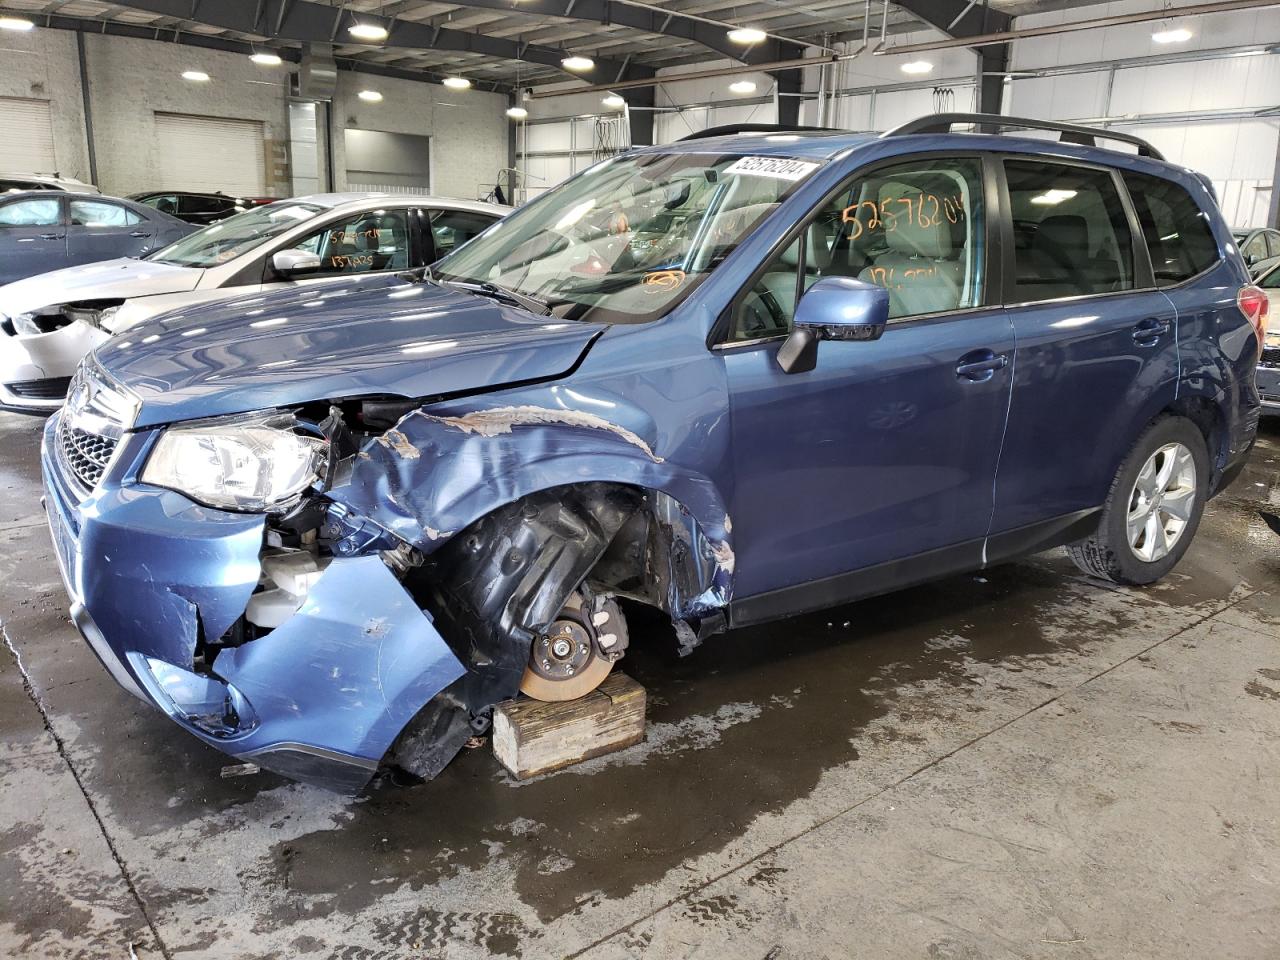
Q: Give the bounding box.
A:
[41,413,465,791]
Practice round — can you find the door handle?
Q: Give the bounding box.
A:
[956,350,1009,382]
[39,233,64,240]
[129,230,150,238]
[1132,317,1171,345]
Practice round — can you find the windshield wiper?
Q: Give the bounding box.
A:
[431,274,552,316]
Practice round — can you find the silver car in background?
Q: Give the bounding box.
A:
[0,192,507,412]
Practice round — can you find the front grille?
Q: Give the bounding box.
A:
[8,377,72,400]
[52,361,137,497]
[57,419,119,492]
[1261,347,1280,368]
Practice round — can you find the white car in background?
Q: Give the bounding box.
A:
[0,192,507,413]
[1,173,100,194]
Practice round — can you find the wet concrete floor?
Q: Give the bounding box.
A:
[1,409,1278,958]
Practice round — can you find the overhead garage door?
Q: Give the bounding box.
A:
[154,113,266,195]
[0,97,56,173]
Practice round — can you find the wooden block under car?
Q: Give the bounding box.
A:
[492,673,646,780]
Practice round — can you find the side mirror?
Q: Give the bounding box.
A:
[777,276,890,374]
[272,248,323,278]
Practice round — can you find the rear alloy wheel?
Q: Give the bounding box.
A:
[519,592,628,701]
[1125,442,1197,562]
[1066,416,1209,585]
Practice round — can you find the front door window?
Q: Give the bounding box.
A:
[295,210,411,275]
[730,157,985,342]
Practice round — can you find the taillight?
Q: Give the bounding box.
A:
[1239,285,1269,353]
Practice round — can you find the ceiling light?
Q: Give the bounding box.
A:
[506,106,529,119]
[900,60,934,74]
[442,76,471,90]
[729,80,757,95]
[602,94,626,109]
[727,27,766,45]
[348,22,388,41]
[561,55,595,71]
[250,52,282,66]
[0,16,34,31]
[1152,26,1192,43]
[182,70,210,82]
[358,89,383,102]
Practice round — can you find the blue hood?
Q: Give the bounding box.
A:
[93,275,605,428]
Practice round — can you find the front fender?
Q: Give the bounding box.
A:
[326,393,734,616]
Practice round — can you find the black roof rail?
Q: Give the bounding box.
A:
[678,123,849,142]
[882,113,1164,161]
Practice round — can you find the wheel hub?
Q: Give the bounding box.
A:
[532,619,593,682]
[519,593,627,702]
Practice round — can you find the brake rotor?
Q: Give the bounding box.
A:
[519,593,622,702]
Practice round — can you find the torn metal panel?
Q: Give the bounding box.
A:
[328,387,735,621]
[75,485,265,667]
[216,555,465,783]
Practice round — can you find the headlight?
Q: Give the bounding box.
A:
[95,305,121,331]
[12,312,40,335]
[141,414,328,512]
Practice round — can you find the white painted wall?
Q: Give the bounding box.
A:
[0,28,508,202]
[1006,0,1280,226]
[0,27,90,182]
[330,70,508,201]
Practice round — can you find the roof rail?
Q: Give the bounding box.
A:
[678,123,848,142]
[882,113,1164,160]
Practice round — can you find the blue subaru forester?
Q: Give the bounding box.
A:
[42,115,1267,790]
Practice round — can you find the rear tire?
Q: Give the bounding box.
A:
[1066,416,1209,585]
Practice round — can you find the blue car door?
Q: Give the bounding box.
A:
[719,154,1015,616]
[65,198,157,267]
[0,194,67,284]
[986,158,1180,542]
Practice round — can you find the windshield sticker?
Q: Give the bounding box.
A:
[642,269,686,292]
[724,157,819,181]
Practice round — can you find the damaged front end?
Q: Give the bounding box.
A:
[43,377,734,792]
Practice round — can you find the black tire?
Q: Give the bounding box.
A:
[1066,416,1209,585]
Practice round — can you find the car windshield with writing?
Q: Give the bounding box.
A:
[147,201,325,268]
[432,152,823,323]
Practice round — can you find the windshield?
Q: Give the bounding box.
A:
[147,201,325,268]
[433,151,822,323]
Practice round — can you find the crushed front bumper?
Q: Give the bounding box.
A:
[41,414,465,791]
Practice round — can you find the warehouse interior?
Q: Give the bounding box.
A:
[2,1,1280,958]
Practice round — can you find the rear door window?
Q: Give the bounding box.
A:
[70,200,142,227]
[181,195,232,217]
[1121,171,1220,285]
[429,209,497,258]
[1006,160,1134,301]
[1242,232,1268,264]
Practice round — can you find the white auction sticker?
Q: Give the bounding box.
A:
[724,156,819,181]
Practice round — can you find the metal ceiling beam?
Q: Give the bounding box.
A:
[412,0,808,64]
[1,6,514,91]
[111,0,654,82]
[892,0,1012,39]
[892,1,1013,115]
[881,0,1280,54]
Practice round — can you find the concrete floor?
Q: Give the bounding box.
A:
[2,410,1279,960]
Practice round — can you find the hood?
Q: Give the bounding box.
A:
[94,274,607,429]
[0,258,203,317]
